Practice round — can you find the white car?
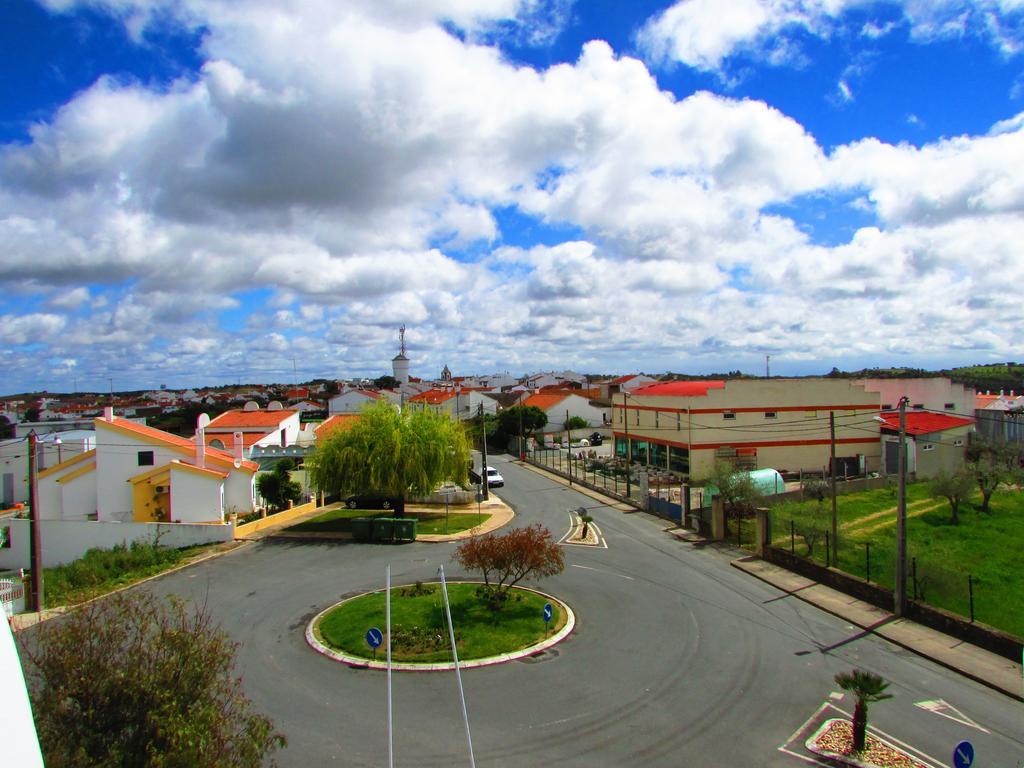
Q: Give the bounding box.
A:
[485,467,504,488]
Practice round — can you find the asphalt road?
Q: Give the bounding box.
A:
[143,454,1024,767]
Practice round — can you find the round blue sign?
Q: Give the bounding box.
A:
[953,740,974,768]
[543,603,553,623]
[365,627,384,649]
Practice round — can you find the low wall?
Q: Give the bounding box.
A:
[234,499,320,538]
[764,547,1023,662]
[0,518,234,570]
[411,489,475,505]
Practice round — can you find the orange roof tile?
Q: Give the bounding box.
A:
[315,414,361,437]
[522,392,570,411]
[409,390,457,405]
[96,417,259,472]
[207,409,297,429]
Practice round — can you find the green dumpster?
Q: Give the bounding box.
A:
[392,517,416,542]
[350,517,373,542]
[371,517,395,543]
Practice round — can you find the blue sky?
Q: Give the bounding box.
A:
[2,0,1024,394]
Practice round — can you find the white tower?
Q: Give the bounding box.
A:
[392,325,410,384]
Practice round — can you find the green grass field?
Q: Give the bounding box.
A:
[768,483,1024,638]
[316,582,564,662]
[288,507,490,536]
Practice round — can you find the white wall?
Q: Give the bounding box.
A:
[251,411,302,448]
[538,395,608,436]
[223,470,255,516]
[328,390,378,415]
[0,518,233,570]
[859,378,975,416]
[61,469,97,521]
[95,424,188,522]
[169,468,223,523]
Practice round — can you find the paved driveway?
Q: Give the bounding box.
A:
[143,455,1024,767]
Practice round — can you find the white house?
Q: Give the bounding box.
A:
[522,391,608,439]
[328,388,389,415]
[204,404,301,456]
[37,410,258,524]
[0,430,95,508]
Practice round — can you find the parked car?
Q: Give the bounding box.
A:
[588,432,604,446]
[468,466,504,488]
[345,494,401,510]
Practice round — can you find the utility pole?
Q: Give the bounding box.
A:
[766,355,770,378]
[894,397,909,616]
[478,403,489,501]
[28,432,43,612]
[622,393,631,499]
[518,406,525,460]
[829,411,838,567]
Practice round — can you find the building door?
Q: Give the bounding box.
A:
[2,473,13,507]
[884,440,900,475]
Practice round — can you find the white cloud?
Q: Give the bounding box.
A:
[637,0,1024,72]
[2,0,1023,390]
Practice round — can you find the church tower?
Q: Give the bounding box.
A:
[391,325,410,384]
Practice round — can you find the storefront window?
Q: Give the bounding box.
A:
[669,446,690,474]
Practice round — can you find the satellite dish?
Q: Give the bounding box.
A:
[243,401,259,411]
[197,413,211,429]
[268,400,283,411]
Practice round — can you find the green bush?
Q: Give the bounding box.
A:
[43,539,193,607]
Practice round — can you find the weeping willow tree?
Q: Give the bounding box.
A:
[307,400,471,515]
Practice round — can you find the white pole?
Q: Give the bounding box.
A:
[438,565,476,768]
[386,564,393,768]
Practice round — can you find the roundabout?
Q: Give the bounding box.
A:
[305,582,575,671]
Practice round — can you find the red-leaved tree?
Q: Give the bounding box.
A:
[453,524,565,609]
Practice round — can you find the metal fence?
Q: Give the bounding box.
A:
[766,508,1010,634]
[526,448,645,507]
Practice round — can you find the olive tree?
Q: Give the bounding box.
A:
[19,591,286,767]
[306,400,470,515]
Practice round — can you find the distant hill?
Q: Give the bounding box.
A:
[942,363,1024,395]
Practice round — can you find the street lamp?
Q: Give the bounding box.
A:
[54,436,62,465]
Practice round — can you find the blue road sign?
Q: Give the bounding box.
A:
[953,740,974,768]
[543,603,553,623]
[366,627,384,649]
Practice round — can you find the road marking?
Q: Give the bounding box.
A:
[915,699,991,734]
[570,564,633,580]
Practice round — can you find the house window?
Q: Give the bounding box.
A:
[921,443,935,451]
[635,409,640,426]
[764,411,777,419]
[944,403,956,410]
[676,412,681,430]
[912,403,924,410]
[804,411,817,419]
[723,411,736,420]
[882,404,892,410]
[138,451,155,466]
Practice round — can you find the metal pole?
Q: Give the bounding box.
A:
[623,393,631,500]
[895,397,908,617]
[28,432,43,612]
[968,574,974,623]
[911,557,917,600]
[830,411,838,568]
[866,543,871,583]
[825,531,830,568]
[438,565,476,768]
[386,564,393,768]
[479,404,489,501]
[790,520,795,554]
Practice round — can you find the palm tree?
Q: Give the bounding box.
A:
[834,669,892,752]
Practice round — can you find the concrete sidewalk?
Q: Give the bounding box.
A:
[520,457,1024,701]
[732,555,1023,701]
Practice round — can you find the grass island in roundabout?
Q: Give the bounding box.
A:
[307,581,575,670]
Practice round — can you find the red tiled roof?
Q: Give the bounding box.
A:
[877,411,974,436]
[610,374,638,385]
[315,414,361,437]
[409,390,457,405]
[522,392,570,411]
[632,381,726,397]
[95,417,259,471]
[206,409,296,429]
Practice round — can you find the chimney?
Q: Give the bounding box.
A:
[195,427,206,469]
[233,432,244,464]
[103,406,114,422]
